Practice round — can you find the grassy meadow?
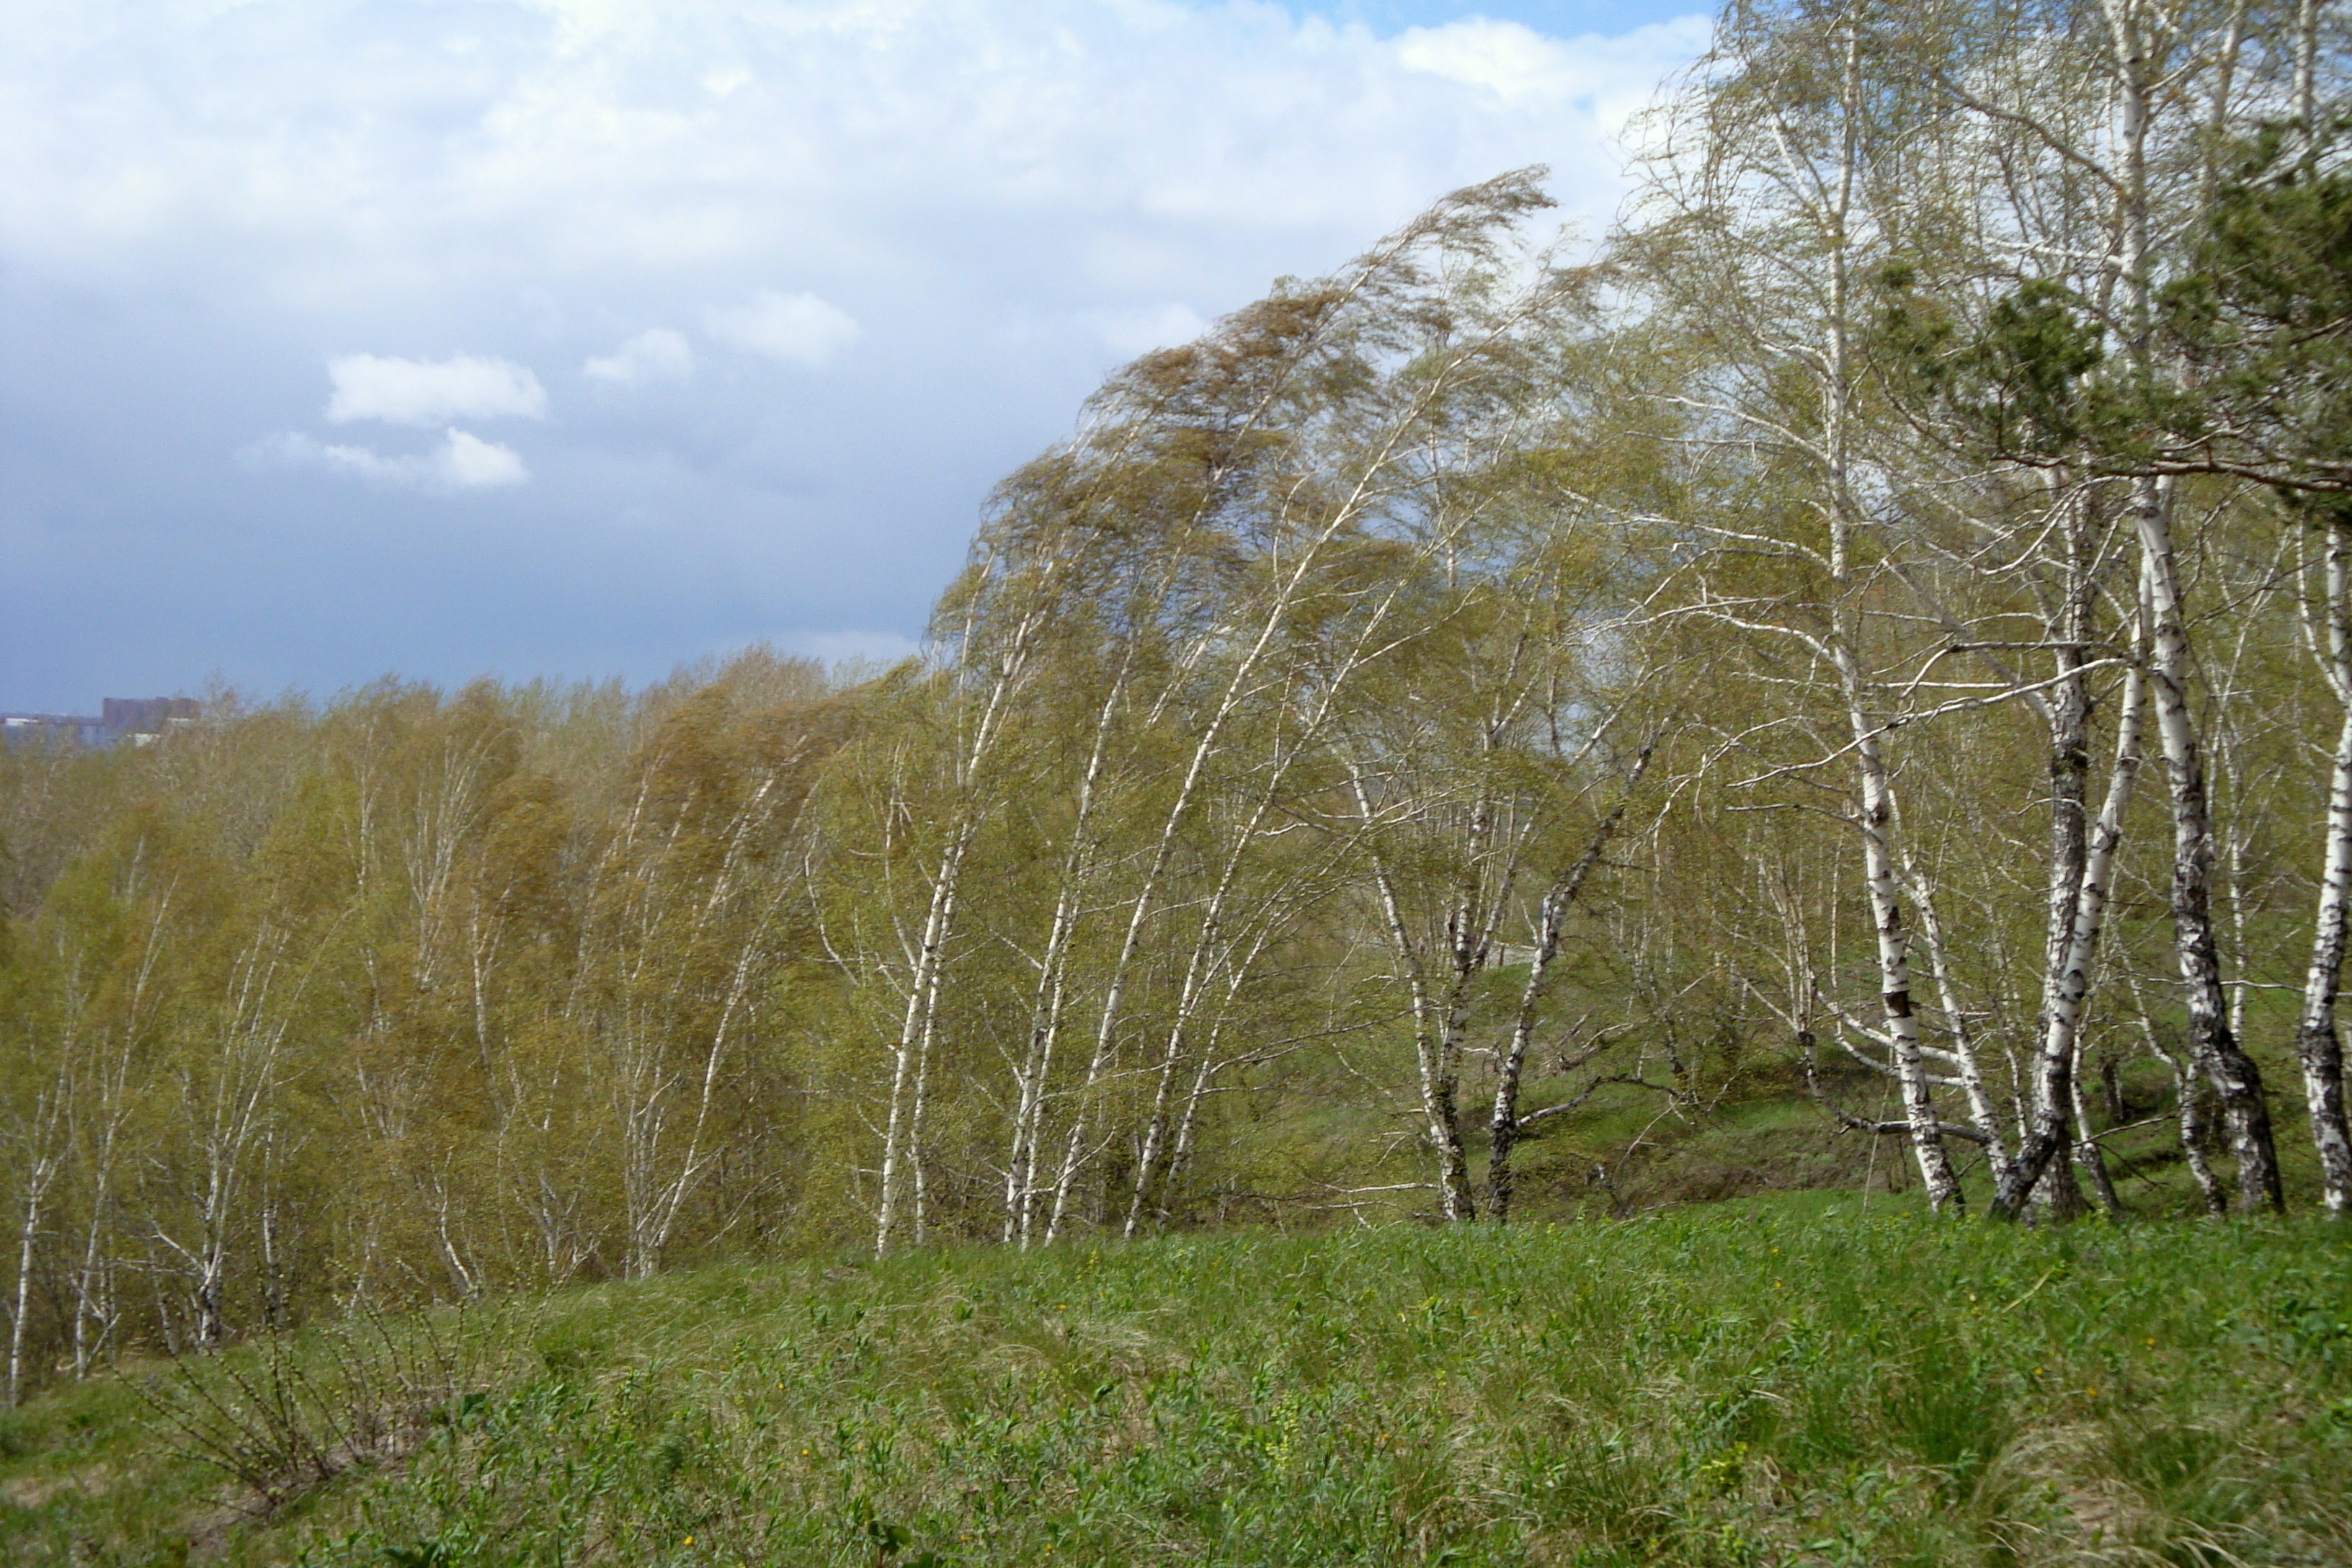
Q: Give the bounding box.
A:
[0,1197,2346,1567]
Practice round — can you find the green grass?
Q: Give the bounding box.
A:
[3,1198,2348,1566]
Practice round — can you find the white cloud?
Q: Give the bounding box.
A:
[1398,15,1714,117]
[1,1,1715,700]
[3,4,1714,295]
[325,354,549,426]
[707,291,862,369]
[584,328,695,386]
[245,427,529,491]
[1396,19,1582,105]
[437,427,530,487]
[1082,303,1211,358]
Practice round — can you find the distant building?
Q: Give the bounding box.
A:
[102,697,201,744]
[0,697,200,748]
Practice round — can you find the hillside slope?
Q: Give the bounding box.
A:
[2,1198,2348,1567]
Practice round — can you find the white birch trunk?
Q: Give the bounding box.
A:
[1043,406,1493,1241]
[876,814,976,1257]
[1003,652,1133,1247]
[1994,620,2150,1217]
[2102,0,2281,1213]
[2132,976,2228,1218]
[1487,742,1652,1222]
[1352,765,1477,1221]
[7,1139,62,1407]
[1902,855,2013,1186]
[2295,515,2352,1216]
[875,571,1055,1256]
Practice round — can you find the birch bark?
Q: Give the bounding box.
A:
[1819,22,1961,1208]
[2294,514,2352,1216]
[1992,583,2151,1216]
[873,571,1056,1257]
[2101,0,2281,1211]
[1485,741,1652,1223]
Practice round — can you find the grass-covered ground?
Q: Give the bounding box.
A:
[2,1196,2348,1566]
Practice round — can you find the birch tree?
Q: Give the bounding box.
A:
[1629,0,1982,1207]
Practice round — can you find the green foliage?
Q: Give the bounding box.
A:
[2165,115,2352,500]
[0,652,852,1386]
[1884,273,2112,463]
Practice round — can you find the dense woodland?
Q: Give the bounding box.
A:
[2,0,2348,1401]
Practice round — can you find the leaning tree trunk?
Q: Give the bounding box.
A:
[2069,1036,2126,1219]
[1819,20,1959,1210]
[2134,979,2229,1219]
[1358,816,1479,1222]
[2103,0,2280,1213]
[875,559,1060,1257]
[2134,478,2282,1213]
[1487,743,1652,1222]
[1002,657,1129,1249]
[2028,517,2099,1221]
[1993,619,2150,1218]
[875,813,975,1258]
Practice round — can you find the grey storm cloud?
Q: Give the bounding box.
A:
[0,0,1709,710]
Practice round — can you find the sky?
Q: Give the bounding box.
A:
[0,0,1711,711]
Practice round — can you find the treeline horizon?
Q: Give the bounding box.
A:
[4,0,2350,1402]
